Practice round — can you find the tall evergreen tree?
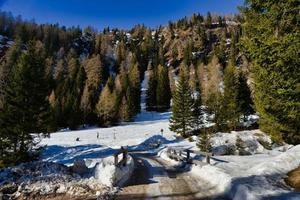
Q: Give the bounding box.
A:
[156,64,171,111]
[183,39,193,66]
[168,66,176,95]
[146,62,157,111]
[223,63,240,130]
[241,0,300,143]
[0,41,51,164]
[128,56,141,114]
[0,40,22,109]
[204,56,225,131]
[59,55,86,129]
[237,71,254,120]
[193,85,204,130]
[169,64,194,137]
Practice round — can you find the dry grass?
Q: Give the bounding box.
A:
[286,166,300,192]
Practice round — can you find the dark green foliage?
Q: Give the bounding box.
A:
[128,57,141,115]
[197,130,212,152]
[206,92,227,132]
[183,39,193,66]
[169,65,194,137]
[0,41,51,165]
[193,86,204,130]
[223,63,240,130]
[205,12,212,28]
[214,39,227,67]
[237,72,254,119]
[0,40,23,109]
[241,0,300,144]
[156,65,171,112]
[53,54,86,129]
[146,63,157,111]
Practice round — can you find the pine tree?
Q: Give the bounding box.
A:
[156,64,171,112]
[205,12,212,28]
[115,40,127,71]
[128,56,141,114]
[146,62,157,111]
[189,64,197,92]
[60,55,86,129]
[197,131,212,152]
[0,41,51,164]
[80,54,107,124]
[119,95,131,122]
[241,0,300,143]
[0,40,22,109]
[96,82,118,126]
[183,39,193,66]
[223,63,240,130]
[169,64,194,137]
[237,71,254,120]
[204,56,225,131]
[168,66,176,95]
[193,84,204,130]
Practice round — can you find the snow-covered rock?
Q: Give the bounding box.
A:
[210,130,272,155]
[71,159,89,176]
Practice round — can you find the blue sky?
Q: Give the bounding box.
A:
[0,0,244,30]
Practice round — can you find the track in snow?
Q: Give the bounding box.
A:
[115,152,221,200]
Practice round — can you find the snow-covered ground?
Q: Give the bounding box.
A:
[1,72,299,199]
[38,113,300,200]
[40,111,174,165]
[157,130,300,200]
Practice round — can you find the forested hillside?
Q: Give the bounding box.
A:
[0,0,299,167]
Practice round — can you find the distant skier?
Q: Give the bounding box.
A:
[161,129,164,136]
[97,132,99,139]
[76,137,80,141]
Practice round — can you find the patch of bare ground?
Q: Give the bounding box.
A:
[15,192,112,200]
[286,166,300,192]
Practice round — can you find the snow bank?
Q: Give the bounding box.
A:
[0,161,112,199]
[191,145,300,200]
[158,149,183,166]
[0,155,134,198]
[92,155,134,187]
[249,145,300,176]
[191,164,232,194]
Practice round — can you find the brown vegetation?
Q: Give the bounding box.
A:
[286,166,300,192]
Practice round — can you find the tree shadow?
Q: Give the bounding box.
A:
[219,173,300,200]
[41,144,117,165]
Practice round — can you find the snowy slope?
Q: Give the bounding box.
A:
[36,71,300,199]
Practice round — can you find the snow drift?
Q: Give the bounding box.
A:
[191,145,300,200]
